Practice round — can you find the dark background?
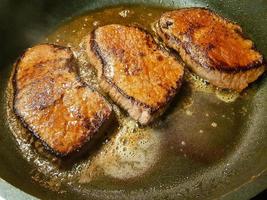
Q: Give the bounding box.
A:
[252,190,267,200]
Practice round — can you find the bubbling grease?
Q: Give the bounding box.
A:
[80,119,161,182]
[184,69,240,102]
[6,5,243,192]
[6,7,167,189]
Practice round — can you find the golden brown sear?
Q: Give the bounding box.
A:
[13,44,112,157]
[155,8,265,91]
[86,25,184,125]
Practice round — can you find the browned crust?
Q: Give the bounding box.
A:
[156,7,264,73]
[155,21,265,91]
[88,25,183,124]
[13,44,113,157]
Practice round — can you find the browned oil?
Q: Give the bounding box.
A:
[6,5,251,194]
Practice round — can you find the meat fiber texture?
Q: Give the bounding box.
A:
[13,44,113,157]
[155,8,265,91]
[86,24,184,125]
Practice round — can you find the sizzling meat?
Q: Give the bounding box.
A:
[86,25,184,125]
[155,8,265,91]
[13,44,112,157]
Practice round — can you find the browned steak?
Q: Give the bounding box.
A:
[155,8,265,91]
[86,25,184,125]
[13,44,113,157]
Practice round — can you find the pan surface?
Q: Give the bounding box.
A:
[0,0,267,199]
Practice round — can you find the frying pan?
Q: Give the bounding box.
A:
[0,0,267,199]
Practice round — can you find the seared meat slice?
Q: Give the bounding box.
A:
[13,44,112,157]
[86,25,184,125]
[155,8,265,91]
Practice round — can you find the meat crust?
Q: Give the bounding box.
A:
[13,44,112,157]
[155,8,265,91]
[86,25,184,125]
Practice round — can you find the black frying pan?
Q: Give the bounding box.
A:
[0,0,267,199]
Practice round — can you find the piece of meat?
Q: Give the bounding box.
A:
[13,44,113,157]
[155,8,265,91]
[86,25,184,125]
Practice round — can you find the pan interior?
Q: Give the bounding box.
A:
[0,1,267,200]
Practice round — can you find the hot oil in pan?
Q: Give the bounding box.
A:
[6,5,252,193]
